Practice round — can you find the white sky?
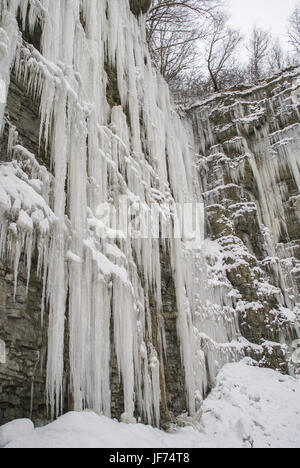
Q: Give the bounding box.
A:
[227,0,299,49]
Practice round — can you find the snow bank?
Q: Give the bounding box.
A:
[2,361,300,449]
[0,419,34,447]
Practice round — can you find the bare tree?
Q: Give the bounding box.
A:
[247,27,271,82]
[146,0,223,86]
[147,0,222,44]
[204,13,242,92]
[288,2,300,54]
[148,15,199,83]
[269,40,286,72]
[267,39,295,74]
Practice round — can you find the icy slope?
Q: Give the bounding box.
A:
[2,360,300,449]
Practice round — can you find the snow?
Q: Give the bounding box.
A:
[0,163,53,219]
[2,361,300,449]
[188,67,300,111]
[0,419,34,448]
[199,360,300,449]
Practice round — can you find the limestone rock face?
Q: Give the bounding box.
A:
[129,0,152,16]
[188,68,300,370]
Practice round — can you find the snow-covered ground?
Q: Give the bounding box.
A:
[1,359,300,449]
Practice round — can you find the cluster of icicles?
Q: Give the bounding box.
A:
[0,0,242,425]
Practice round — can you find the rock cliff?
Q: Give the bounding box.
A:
[0,0,299,427]
[188,70,300,368]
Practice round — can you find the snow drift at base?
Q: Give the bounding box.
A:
[1,360,300,449]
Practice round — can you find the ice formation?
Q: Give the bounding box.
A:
[0,0,299,426]
[0,0,245,424]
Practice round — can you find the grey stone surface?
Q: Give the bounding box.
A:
[0,260,48,426]
[189,69,300,370]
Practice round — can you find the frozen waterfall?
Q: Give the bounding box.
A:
[0,0,264,425]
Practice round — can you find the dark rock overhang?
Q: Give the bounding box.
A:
[129,0,152,16]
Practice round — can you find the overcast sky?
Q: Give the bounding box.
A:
[227,0,299,49]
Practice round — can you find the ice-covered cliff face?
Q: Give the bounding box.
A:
[0,0,243,426]
[0,1,299,427]
[189,69,300,367]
